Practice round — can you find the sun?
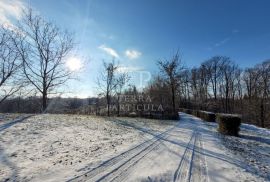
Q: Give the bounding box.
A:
[66,57,82,72]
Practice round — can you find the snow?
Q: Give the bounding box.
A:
[0,112,269,181]
[216,113,241,117]
[199,111,215,114]
[241,123,270,136]
[0,114,145,181]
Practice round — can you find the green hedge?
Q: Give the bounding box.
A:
[140,112,179,120]
[179,108,216,122]
[183,109,192,114]
[192,110,199,117]
[179,108,241,136]
[217,114,241,136]
[198,111,216,122]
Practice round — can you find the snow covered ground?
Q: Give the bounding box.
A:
[0,113,269,181]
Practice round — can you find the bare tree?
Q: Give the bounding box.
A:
[198,64,210,110]
[115,73,130,116]
[0,26,23,104]
[219,58,238,113]
[256,60,270,127]
[243,68,259,100]
[157,53,184,112]
[97,60,118,116]
[13,9,74,111]
[203,56,224,101]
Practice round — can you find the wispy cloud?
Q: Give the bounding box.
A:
[98,44,119,58]
[125,49,142,59]
[207,29,239,51]
[117,65,144,73]
[214,37,231,47]
[0,0,25,26]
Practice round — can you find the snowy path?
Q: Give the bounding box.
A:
[69,113,262,182]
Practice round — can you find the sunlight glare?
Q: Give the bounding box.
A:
[66,57,82,71]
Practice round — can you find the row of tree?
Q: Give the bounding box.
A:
[143,54,270,127]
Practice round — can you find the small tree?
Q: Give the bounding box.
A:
[115,73,130,116]
[97,60,118,116]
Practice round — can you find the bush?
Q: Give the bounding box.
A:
[179,108,184,112]
[165,112,180,120]
[217,114,241,136]
[183,109,192,114]
[140,112,179,120]
[192,110,199,117]
[198,111,216,122]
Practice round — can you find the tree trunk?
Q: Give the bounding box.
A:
[260,98,265,128]
[42,91,47,112]
[117,95,120,117]
[171,84,176,113]
[106,93,110,116]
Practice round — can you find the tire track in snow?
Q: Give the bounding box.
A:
[98,132,172,182]
[68,124,178,182]
[173,131,197,182]
[190,133,209,182]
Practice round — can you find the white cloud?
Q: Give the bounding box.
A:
[125,49,142,59]
[0,0,25,26]
[117,66,144,73]
[98,44,119,58]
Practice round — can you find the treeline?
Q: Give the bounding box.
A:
[0,96,96,113]
[144,54,270,128]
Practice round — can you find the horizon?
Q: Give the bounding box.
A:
[1,0,270,98]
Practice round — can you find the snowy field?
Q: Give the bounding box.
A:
[0,113,269,181]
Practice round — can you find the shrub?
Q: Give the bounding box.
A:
[198,111,216,122]
[179,108,184,112]
[183,109,192,114]
[192,110,199,117]
[217,114,241,136]
[141,112,179,120]
[165,112,180,120]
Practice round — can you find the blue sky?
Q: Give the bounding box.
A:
[1,0,270,97]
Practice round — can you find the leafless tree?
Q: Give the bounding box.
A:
[115,73,130,116]
[12,9,74,111]
[157,52,184,112]
[97,60,118,116]
[243,68,259,100]
[198,64,210,109]
[144,75,169,112]
[0,26,24,104]
[219,58,238,113]
[203,56,224,100]
[190,68,200,106]
[256,60,270,127]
